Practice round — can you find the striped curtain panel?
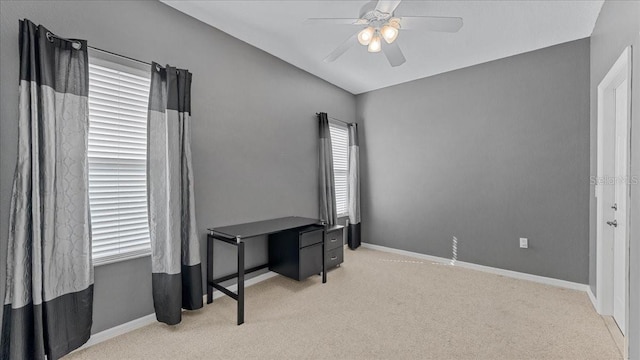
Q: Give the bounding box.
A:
[147,63,202,325]
[2,20,93,360]
[319,112,338,226]
[347,123,361,249]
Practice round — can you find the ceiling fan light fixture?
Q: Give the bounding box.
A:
[357,26,375,46]
[367,34,382,53]
[382,18,401,44]
[381,24,399,44]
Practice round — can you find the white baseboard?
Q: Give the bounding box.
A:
[79,313,158,350]
[75,270,279,353]
[587,286,599,312]
[361,242,590,292]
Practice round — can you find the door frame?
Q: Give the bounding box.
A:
[595,46,632,333]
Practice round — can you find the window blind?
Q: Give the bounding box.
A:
[88,62,152,264]
[329,122,349,216]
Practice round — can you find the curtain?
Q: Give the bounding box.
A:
[347,123,361,249]
[1,20,93,360]
[319,112,338,226]
[147,62,202,325]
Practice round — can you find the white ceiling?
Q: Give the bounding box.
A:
[162,0,603,95]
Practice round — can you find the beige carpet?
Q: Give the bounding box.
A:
[67,247,621,359]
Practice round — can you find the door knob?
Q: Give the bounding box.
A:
[606,220,618,227]
[612,203,618,211]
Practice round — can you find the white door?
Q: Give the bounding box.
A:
[612,79,628,335]
[596,47,631,337]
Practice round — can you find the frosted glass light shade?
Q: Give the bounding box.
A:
[381,24,399,44]
[357,27,375,45]
[368,35,382,52]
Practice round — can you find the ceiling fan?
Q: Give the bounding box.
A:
[306,0,463,67]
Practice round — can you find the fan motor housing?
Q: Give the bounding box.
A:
[359,1,393,23]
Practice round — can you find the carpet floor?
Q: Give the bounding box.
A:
[67,247,621,359]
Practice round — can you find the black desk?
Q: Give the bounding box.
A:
[207,216,326,325]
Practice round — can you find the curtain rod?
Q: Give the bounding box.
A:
[316,113,353,126]
[88,46,151,66]
[45,31,152,66]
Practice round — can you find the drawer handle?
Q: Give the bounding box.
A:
[330,238,338,242]
[330,256,338,260]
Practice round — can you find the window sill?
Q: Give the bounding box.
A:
[93,250,151,267]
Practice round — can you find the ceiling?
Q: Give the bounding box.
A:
[162,0,603,95]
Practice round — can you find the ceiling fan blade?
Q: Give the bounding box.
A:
[324,33,358,63]
[304,18,366,25]
[382,41,406,67]
[400,16,463,32]
[375,0,402,15]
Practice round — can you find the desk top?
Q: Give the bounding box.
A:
[209,216,322,239]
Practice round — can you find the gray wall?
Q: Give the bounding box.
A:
[0,0,356,333]
[356,39,590,283]
[588,1,640,358]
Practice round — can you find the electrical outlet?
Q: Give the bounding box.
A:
[519,238,528,249]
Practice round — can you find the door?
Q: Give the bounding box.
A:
[596,46,631,339]
[612,79,628,334]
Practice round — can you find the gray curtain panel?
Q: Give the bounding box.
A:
[347,123,361,249]
[1,20,93,360]
[148,62,202,325]
[319,113,338,226]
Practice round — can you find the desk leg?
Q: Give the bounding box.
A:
[237,241,245,325]
[322,235,327,284]
[207,235,213,304]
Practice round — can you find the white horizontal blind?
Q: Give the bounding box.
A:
[329,122,349,216]
[88,61,151,264]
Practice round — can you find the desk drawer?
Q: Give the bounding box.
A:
[300,228,323,248]
[299,243,323,279]
[325,228,343,251]
[325,247,343,269]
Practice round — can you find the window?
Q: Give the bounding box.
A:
[88,56,151,264]
[329,122,349,217]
